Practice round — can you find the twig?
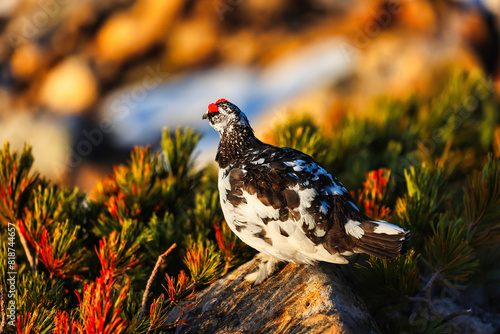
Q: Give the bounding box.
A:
[423,270,441,312]
[407,270,473,329]
[17,228,37,272]
[0,286,6,334]
[139,244,177,323]
[407,270,441,309]
[438,309,473,327]
[424,270,440,302]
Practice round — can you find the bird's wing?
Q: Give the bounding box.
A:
[224,147,368,259]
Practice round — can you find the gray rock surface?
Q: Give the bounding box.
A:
[176,257,380,334]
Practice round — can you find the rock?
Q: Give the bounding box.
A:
[38,56,98,114]
[94,0,183,63]
[434,285,500,334]
[176,257,380,334]
[166,17,218,68]
[10,43,44,80]
[0,111,70,181]
[0,0,20,17]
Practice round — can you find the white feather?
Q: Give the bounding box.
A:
[325,185,343,195]
[292,185,317,208]
[345,219,364,239]
[240,192,280,220]
[319,202,329,215]
[373,220,405,237]
[314,229,326,237]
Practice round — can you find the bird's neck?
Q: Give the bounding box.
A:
[216,124,262,168]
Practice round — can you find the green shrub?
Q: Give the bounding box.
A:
[0,70,498,333]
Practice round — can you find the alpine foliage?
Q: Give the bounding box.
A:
[0,70,498,333]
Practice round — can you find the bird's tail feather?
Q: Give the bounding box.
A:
[354,220,410,260]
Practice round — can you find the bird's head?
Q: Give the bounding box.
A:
[202,99,251,135]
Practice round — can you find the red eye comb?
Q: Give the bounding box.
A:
[216,98,228,103]
[208,103,218,113]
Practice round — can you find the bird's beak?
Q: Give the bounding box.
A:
[202,112,208,120]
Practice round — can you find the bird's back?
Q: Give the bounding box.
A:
[218,144,408,264]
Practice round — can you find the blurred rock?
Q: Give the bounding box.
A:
[39,56,98,114]
[166,17,218,68]
[176,257,380,334]
[353,34,474,112]
[433,289,500,334]
[460,6,500,77]
[10,43,45,80]
[240,0,287,22]
[94,0,183,63]
[0,0,496,189]
[395,0,437,33]
[0,0,20,17]
[219,30,258,64]
[0,112,69,180]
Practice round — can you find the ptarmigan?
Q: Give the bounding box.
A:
[203,99,410,285]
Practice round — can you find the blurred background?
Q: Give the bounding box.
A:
[0,0,498,191]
